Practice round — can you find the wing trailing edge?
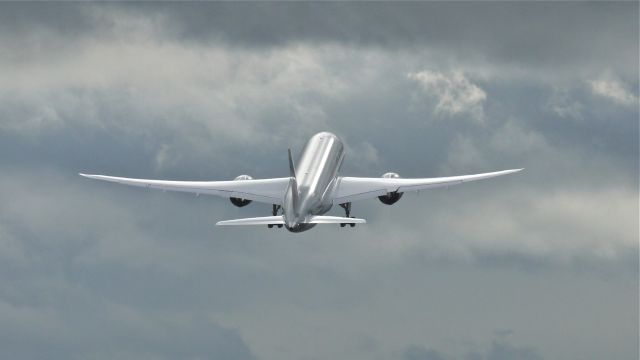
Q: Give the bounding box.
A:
[215,215,366,226]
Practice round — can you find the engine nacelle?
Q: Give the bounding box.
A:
[230,175,253,207]
[378,172,404,205]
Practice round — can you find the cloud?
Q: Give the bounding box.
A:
[94,3,637,78]
[408,70,487,121]
[589,74,637,106]
[546,89,584,120]
[474,340,543,360]
[2,3,637,82]
[403,346,447,360]
[402,339,543,360]
[0,169,262,360]
[0,298,257,360]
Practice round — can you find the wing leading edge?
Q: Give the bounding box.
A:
[79,173,291,205]
[216,215,366,226]
[332,169,523,203]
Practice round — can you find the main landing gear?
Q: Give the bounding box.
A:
[268,204,283,229]
[339,202,356,228]
[267,204,357,229]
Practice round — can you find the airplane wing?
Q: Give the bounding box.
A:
[332,169,523,204]
[79,173,291,205]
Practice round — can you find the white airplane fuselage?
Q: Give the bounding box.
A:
[283,132,345,232]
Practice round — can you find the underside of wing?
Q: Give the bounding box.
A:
[79,173,291,205]
[332,169,523,203]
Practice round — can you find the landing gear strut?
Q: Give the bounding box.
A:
[270,204,283,228]
[339,202,351,217]
[338,202,356,228]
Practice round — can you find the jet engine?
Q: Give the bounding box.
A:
[229,175,253,207]
[377,172,404,205]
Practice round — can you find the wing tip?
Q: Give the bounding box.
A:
[500,168,523,175]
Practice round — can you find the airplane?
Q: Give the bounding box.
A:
[80,131,522,233]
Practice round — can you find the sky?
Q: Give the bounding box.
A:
[0,2,638,360]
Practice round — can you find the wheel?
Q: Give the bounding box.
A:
[340,223,346,228]
[277,224,283,228]
[349,223,355,227]
[267,224,273,229]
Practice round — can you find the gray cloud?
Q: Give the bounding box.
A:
[404,346,447,360]
[403,339,542,360]
[124,2,638,75]
[589,72,639,106]
[408,70,487,122]
[0,170,257,360]
[2,3,637,79]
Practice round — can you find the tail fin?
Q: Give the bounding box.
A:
[287,148,299,207]
[287,148,296,178]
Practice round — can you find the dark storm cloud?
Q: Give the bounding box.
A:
[129,2,637,67]
[129,1,631,78]
[2,2,637,76]
[0,3,92,35]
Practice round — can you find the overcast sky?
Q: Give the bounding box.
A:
[0,3,638,360]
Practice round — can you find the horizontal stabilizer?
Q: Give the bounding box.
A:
[216,216,284,226]
[215,215,366,226]
[307,216,366,224]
